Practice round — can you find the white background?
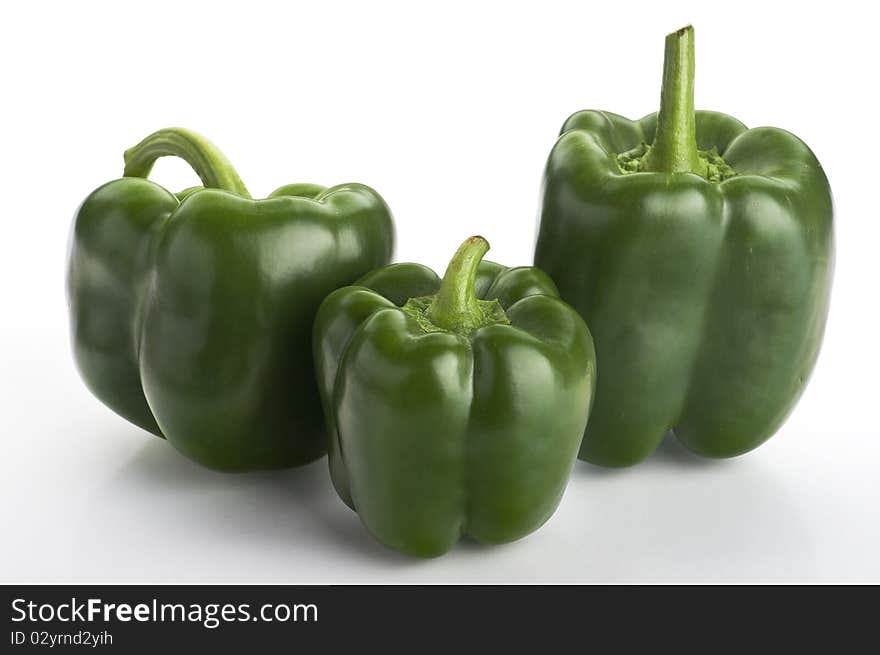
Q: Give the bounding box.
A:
[2,0,878,583]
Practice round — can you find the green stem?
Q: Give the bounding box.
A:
[427,236,490,333]
[123,127,251,198]
[641,25,707,177]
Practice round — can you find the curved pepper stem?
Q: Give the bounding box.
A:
[427,236,491,333]
[123,127,251,198]
[641,25,708,177]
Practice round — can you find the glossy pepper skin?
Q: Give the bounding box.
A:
[67,128,394,471]
[314,237,595,557]
[535,27,834,467]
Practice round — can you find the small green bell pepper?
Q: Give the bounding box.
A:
[314,237,596,557]
[535,26,834,466]
[68,128,394,471]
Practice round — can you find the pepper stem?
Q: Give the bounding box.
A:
[641,25,708,177]
[123,127,251,198]
[427,236,490,333]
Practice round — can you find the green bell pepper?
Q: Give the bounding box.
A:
[314,237,595,557]
[535,26,834,466]
[68,128,394,471]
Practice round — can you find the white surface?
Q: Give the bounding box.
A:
[2,0,878,583]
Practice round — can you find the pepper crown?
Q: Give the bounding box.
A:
[623,25,735,181]
[123,127,252,198]
[403,236,510,336]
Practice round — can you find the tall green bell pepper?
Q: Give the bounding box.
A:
[314,237,595,557]
[535,26,834,466]
[67,128,394,471]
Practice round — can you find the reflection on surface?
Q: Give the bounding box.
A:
[75,434,415,580]
[65,428,816,582]
[565,433,813,582]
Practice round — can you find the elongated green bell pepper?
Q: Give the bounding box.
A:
[67,128,394,471]
[535,26,834,466]
[314,237,595,557]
